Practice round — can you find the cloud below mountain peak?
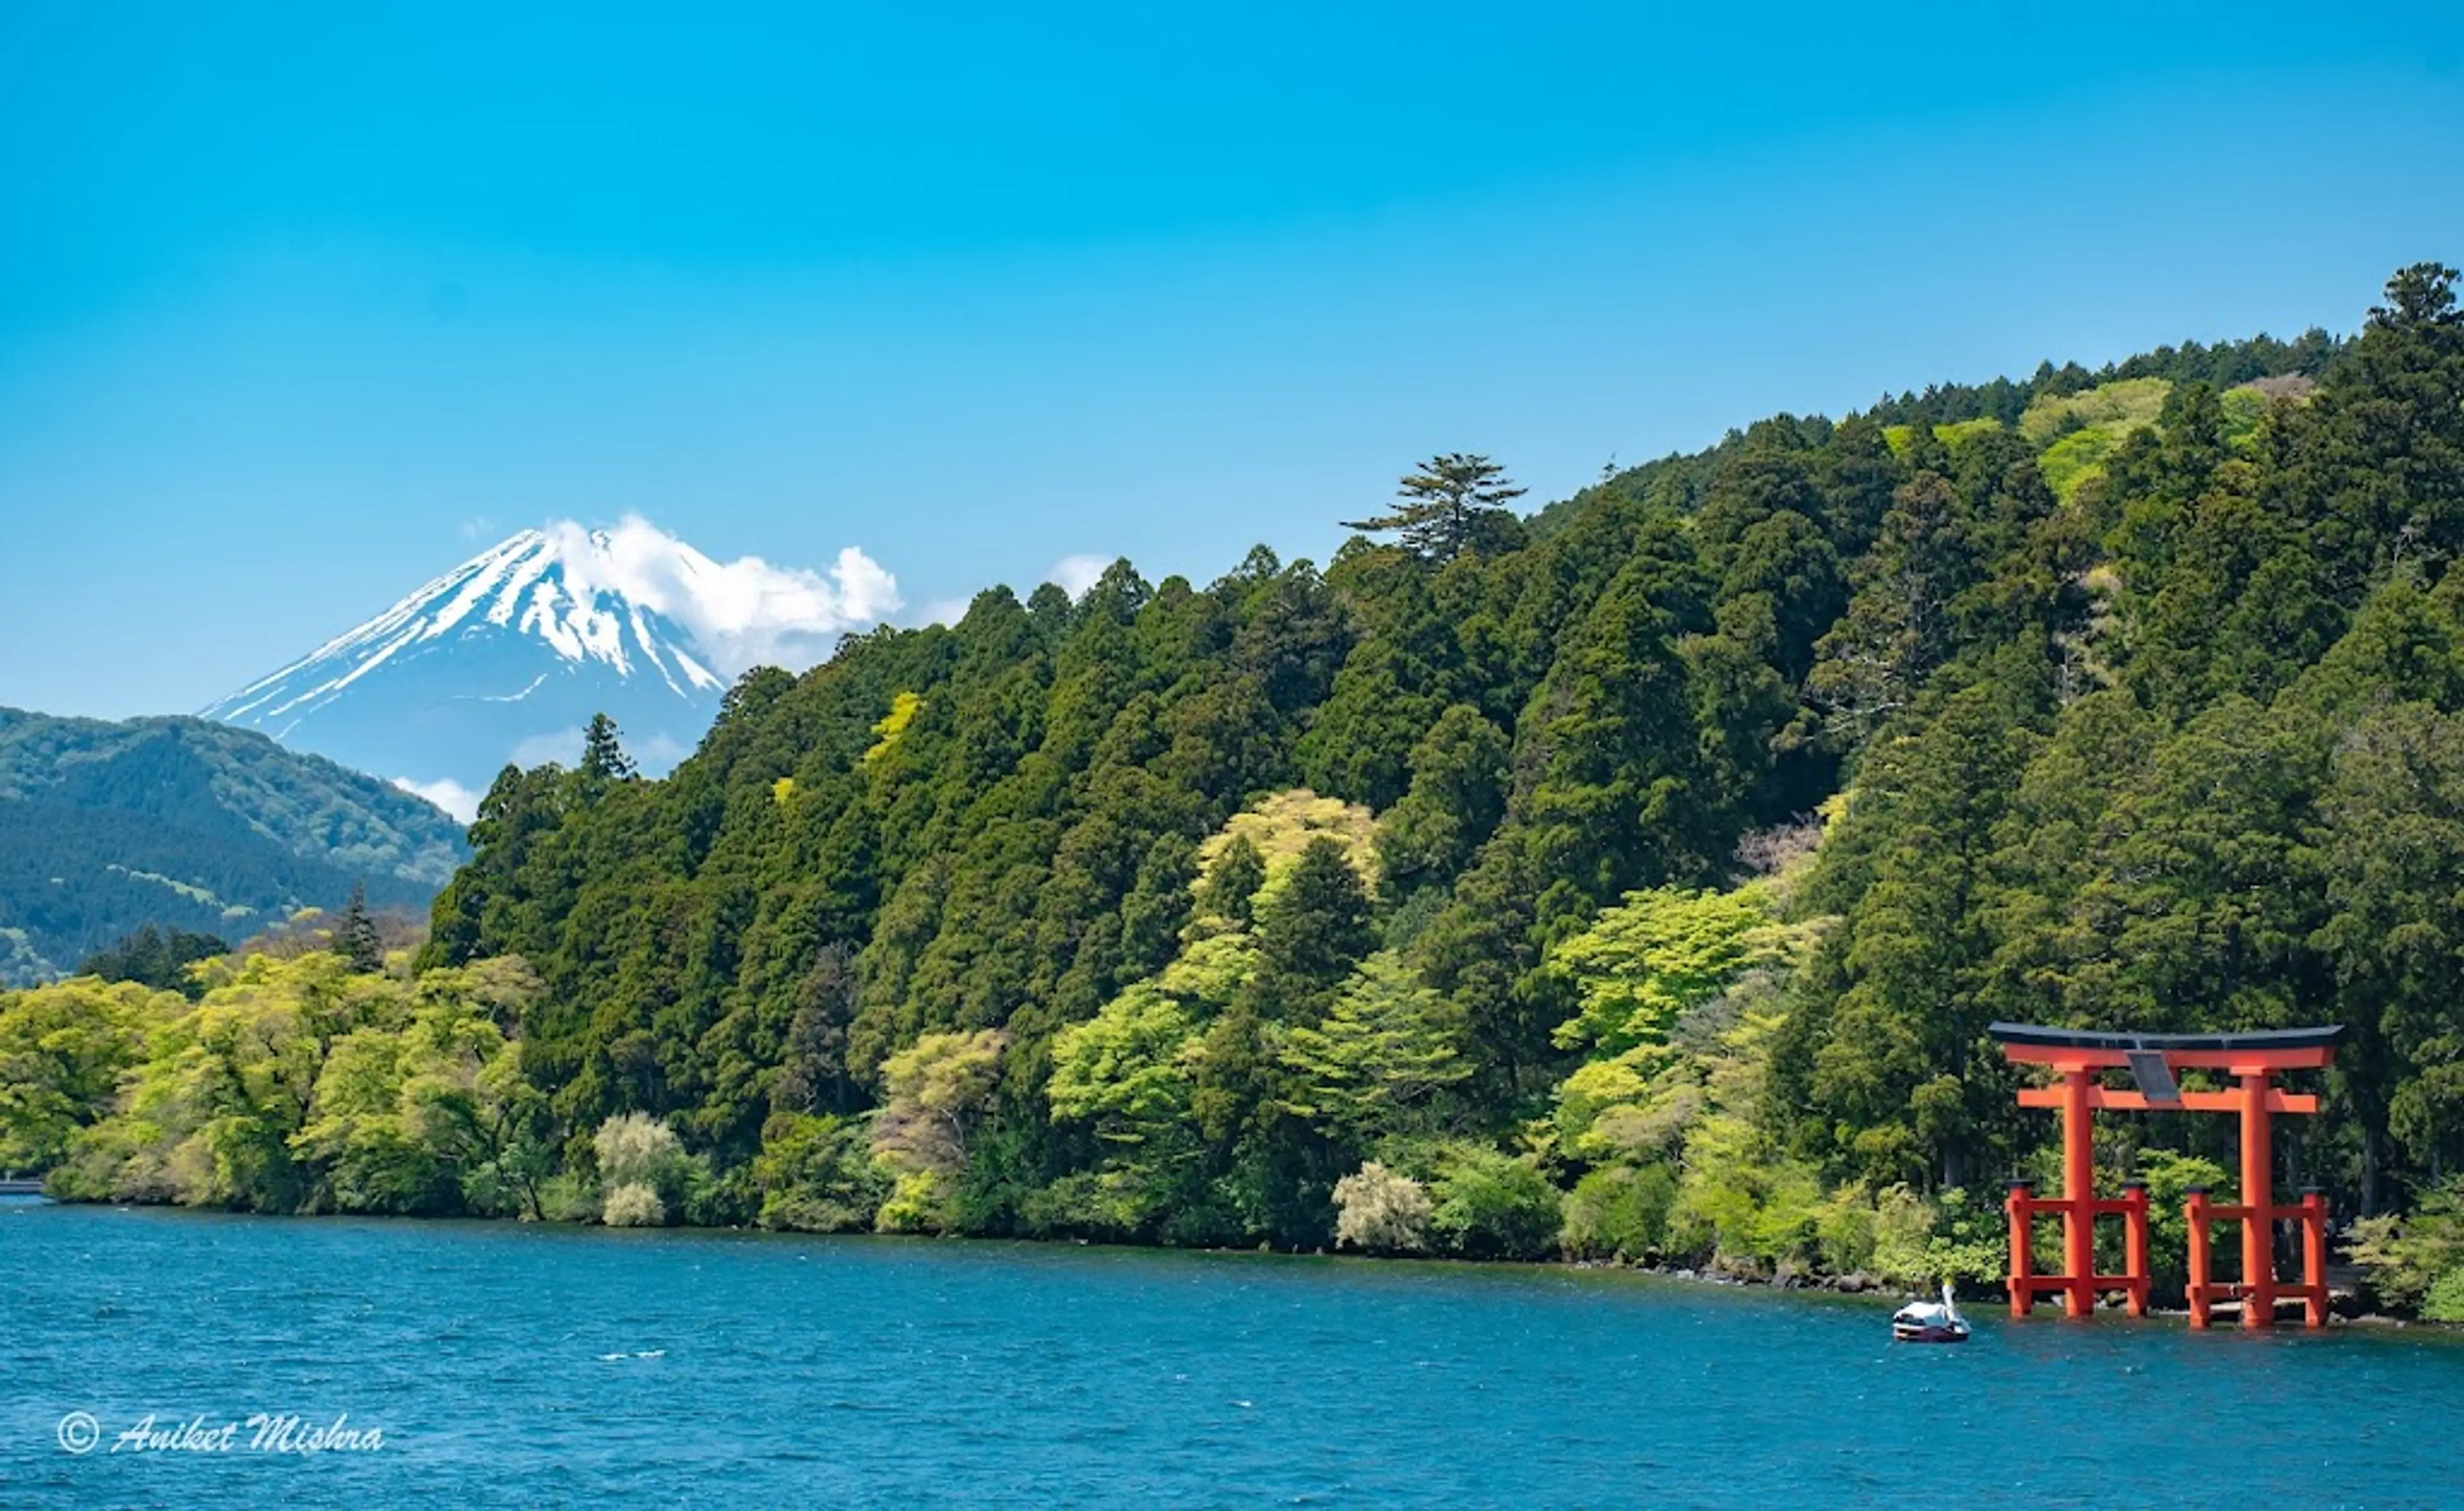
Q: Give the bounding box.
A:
[543,515,901,677]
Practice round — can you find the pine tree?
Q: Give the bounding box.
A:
[1808,470,1980,739]
[76,923,228,999]
[1377,704,1510,894]
[1251,837,1375,1018]
[1198,835,1267,930]
[773,943,857,1115]
[1343,454,1527,563]
[579,713,635,781]
[336,882,384,975]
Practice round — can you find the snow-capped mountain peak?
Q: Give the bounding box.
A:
[209,529,726,735]
[201,518,898,815]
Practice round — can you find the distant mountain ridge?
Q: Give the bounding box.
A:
[0,708,468,984]
[202,527,735,809]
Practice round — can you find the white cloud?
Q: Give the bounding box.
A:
[1048,554,1111,598]
[544,515,901,675]
[510,728,583,769]
[635,731,690,769]
[914,595,975,627]
[394,775,482,824]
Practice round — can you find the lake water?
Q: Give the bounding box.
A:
[1,1199,2457,1508]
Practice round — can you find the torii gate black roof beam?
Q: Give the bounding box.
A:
[1986,1022,2343,1053]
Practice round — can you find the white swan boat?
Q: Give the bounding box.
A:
[1892,1282,1971,1344]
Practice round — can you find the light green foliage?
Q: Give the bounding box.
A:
[752,1113,886,1231]
[2020,378,2175,502]
[1154,932,1262,1006]
[44,952,553,1216]
[2215,374,2314,452]
[875,1169,946,1233]
[1639,993,1840,1276]
[1550,882,1790,1057]
[1853,1184,2006,1287]
[2424,1267,2464,1323]
[0,977,180,1173]
[2037,425,2121,503]
[1935,417,2003,452]
[862,690,923,764]
[1332,1161,1433,1253]
[1547,881,1793,1157]
[1428,1143,1562,1259]
[2018,377,2173,444]
[1926,1193,2003,1286]
[1882,418,2003,460]
[1556,1050,1689,1161]
[1559,1163,1675,1260]
[1667,1121,1826,1274]
[871,1029,1006,1230]
[1197,789,1380,905]
[1278,951,1469,1143]
[1855,1182,1935,1280]
[63,953,377,1208]
[2349,1177,2464,1311]
[293,1026,434,1212]
[2220,385,2270,446]
[1882,419,2001,458]
[1020,1167,1185,1240]
[1047,984,1199,1139]
[1541,869,1872,1277]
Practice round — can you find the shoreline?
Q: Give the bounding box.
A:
[14,1191,2423,1326]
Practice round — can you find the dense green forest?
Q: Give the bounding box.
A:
[10,264,2464,1308]
[0,711,466,983]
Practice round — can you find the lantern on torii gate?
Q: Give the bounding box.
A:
[1988,1023,2341,1330]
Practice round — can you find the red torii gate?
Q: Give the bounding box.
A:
[1989,1022,2340,1330]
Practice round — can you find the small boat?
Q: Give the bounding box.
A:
[1892,1281,1971,1344]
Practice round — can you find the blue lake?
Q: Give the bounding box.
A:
[2,1198,2458,1507]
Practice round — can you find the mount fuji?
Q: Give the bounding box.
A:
[202,520,899,819]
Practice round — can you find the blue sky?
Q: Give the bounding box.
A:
[3,2,2460,718]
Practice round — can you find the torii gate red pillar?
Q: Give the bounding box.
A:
[2239,1072,2275,1327]
[2182,1068,2333,1330]
[2002,1061,2150,1320]
[1990,1023,2339,1330]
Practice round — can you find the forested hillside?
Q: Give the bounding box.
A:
[15,265,2464,1301]
[0,711,466,982]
